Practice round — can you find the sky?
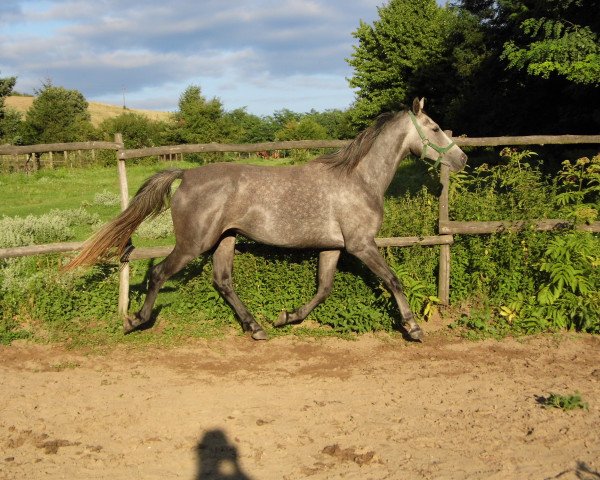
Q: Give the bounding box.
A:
[0,0,391,116]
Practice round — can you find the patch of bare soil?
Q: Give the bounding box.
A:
[1,332,599,480]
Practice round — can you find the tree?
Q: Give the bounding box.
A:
[305,109,356,139]
[219,108,282,143]
[447,0,600,135]
[98,112,169,149]
[349,0,599,136]
[0,109,25,145]
[0,74,17,141]
[167,85,226,144]
[346,0,450,128]
[23,81,95,143]
[275,117,329,141]
[501,0,600,85]
[0,74,16,116]
[269,109,302,132]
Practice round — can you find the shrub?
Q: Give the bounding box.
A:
[0,208,98,248]
[93,190,121,207]
[136,210,174,239]
[0,208,101,343]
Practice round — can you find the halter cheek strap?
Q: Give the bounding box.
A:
[408,111,455,169]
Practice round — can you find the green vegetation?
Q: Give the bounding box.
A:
[0,79,355,153]
[22,81,95,144]
[541,392,589,411]
[348,0,599,136]
[347,0,452,128]
[0,74,20,144]
[449,150,599,338]
[501,2,600,86]
[0,149,598,346]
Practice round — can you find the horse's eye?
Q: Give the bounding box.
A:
[433,127,440,132]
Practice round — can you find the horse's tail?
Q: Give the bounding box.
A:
[63,169,184,270]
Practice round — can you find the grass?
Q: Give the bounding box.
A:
[0,161,194,248]
[1,168,123,218]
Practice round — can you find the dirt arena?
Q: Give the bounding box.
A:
[1,327,599,480]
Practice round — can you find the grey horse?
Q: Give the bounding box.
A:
[65,98,467,341]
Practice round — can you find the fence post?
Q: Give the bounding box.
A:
[115,133,130,318]
[438,163,451,305]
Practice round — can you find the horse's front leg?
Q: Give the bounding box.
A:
[346,240,423,341]
[213,235,267,340]
[274,249,340,327]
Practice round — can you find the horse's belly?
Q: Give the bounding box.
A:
[230,208,345,249]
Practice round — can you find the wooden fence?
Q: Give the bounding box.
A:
[0,141,118,172]
[1,134,599,316]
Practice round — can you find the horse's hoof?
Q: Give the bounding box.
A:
[408,325,424,342]
[123,314,143,335]
[123,317,137,335]
[274,311,288,327]
[251,329,268,341]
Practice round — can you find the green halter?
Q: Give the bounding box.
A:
[408,111,456,169]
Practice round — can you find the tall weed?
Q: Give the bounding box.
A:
[451,150,599,335]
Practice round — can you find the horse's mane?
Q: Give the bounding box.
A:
[313,111,401,174]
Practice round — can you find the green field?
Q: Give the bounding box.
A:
[0,163,168,218]
[0,162,182,250]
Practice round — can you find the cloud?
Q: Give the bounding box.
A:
[0,0,21,19]
[0,0,382,114]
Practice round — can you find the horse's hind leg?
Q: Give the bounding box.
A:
[124,245,197,334]
[212,235,267,340]
[274,249,340,327]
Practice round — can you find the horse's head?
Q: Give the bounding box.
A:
[407,97,467,172]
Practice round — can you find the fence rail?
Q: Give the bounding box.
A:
[440,219,600,235]
[118,139,349,160]
[0,235,456,260]
[0,141,120,156]
[1,133,599,314]
[454,134,600,147]
[3,135,600,159]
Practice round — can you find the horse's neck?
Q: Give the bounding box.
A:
[354,117,410,197]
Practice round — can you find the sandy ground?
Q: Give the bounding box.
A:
[1,328,600,480]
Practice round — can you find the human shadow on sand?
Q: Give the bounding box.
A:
[195,429,252,480]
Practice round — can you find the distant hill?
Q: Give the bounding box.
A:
[4,95,172,127]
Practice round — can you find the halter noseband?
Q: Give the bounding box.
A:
[408,111,456,169]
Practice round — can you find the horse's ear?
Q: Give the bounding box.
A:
[412,97,421,114]
[419,97,425,111]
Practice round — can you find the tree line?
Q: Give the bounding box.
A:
[1,0,598,148]
[0,81,355,150]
